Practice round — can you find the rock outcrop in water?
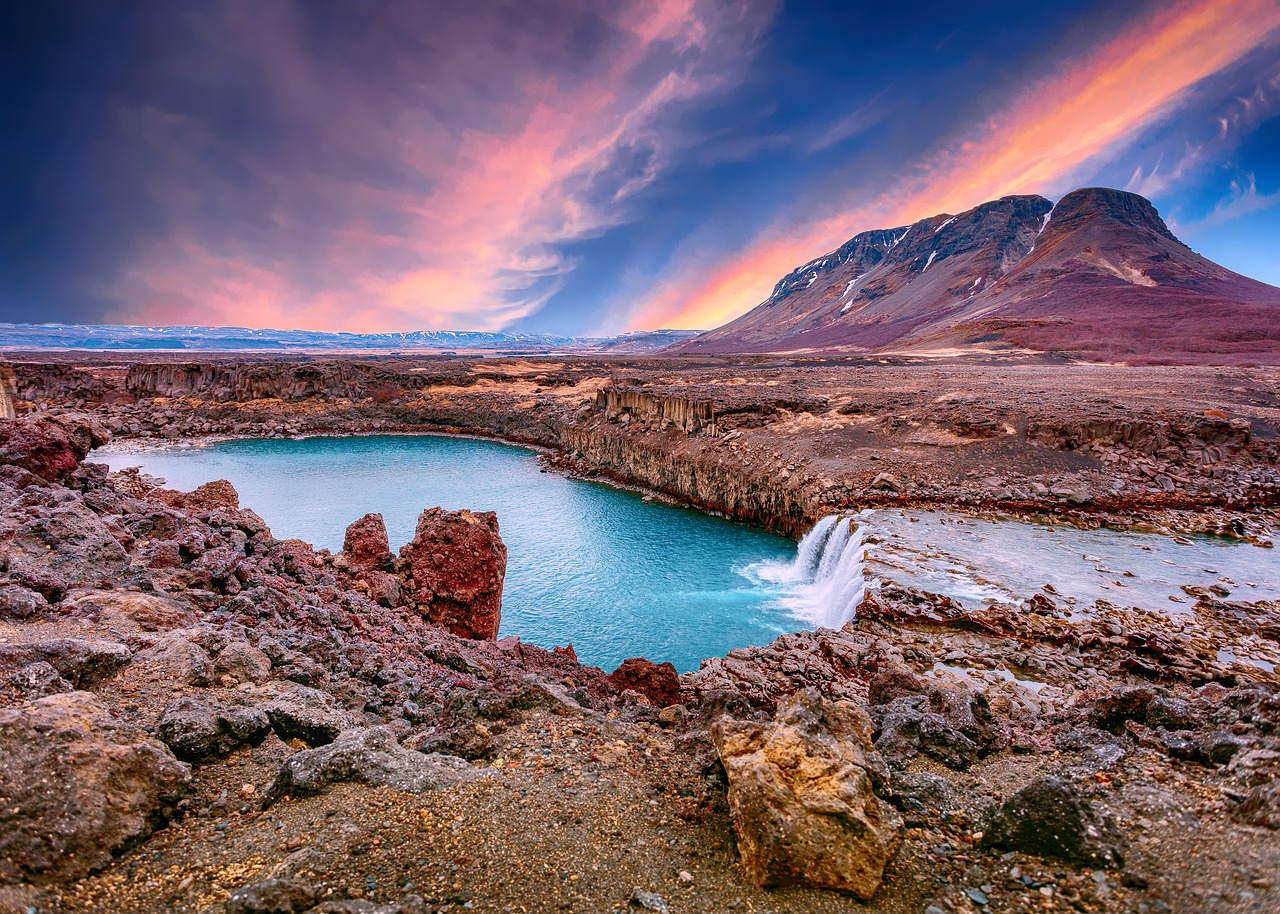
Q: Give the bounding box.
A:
[398,507,507,640]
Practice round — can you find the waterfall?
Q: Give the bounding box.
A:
[747,513,872,629]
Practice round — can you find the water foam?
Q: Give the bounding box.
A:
[747,513,872,629]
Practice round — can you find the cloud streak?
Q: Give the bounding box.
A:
[629,0,1280,331]
[110,0,781,332]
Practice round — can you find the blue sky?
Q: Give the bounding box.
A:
[2,0,1278,335]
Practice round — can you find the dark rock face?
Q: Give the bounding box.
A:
[608,657,681,707]
[398,508,506,640]
[981,776,1127,867]
[264,727,484,804]
[711,690,901,899]
[156,697,271,761]
[343,513,393,571]
[0,691,191,883]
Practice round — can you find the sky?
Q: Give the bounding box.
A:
[2,0,1279,337]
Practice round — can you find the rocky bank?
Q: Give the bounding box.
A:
[0,359,1278,913]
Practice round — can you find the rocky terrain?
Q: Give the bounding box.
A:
[674,188,1280,362]
[1,355,1278,913]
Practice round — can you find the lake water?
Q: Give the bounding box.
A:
[94,435,1280,674]
[95,435,797,672]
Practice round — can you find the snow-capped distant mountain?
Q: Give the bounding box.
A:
[0,324,704,354]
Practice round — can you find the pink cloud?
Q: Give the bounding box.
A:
[109,0,780,332]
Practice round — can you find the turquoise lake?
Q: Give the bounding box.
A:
[96,435,798,672]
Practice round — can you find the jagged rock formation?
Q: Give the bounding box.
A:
[676,187,1280,361]
[398,507,507,640]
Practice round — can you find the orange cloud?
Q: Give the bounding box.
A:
[631,0,1280,331]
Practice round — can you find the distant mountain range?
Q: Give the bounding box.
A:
[0,324,702,354]
[673,187,1280,362]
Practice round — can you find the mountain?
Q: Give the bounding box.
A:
[674,188,1280,362]
[0,324,701,354]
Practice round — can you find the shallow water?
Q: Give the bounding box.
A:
[861,509,1280,611]
[95,435,796,672]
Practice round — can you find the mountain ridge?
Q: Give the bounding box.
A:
[674,187,1280,362]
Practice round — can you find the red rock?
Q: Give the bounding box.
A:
[398,508,506,640]
[608,657,681,707]
[158,478,241,512]
[343,513,394,571]
[0,413,109,482]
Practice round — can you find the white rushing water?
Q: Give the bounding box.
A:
[745,513,873,628]
[747,508,1280,633]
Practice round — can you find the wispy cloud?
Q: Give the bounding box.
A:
[625,0,1280,331]
[1204,172,1280,225]
[109,0,781,332]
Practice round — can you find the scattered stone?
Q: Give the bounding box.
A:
[712,689,901,899]
[1234,782,1280,829]
[629,888,670,913]
[225,877,319,914]
[0,584,49,620]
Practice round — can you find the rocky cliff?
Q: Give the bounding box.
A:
[0,365,14,420]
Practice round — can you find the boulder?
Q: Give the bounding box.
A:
[0,638,131,688]
[608,658,681,707]
[156,697,271,761]
[263,684,355,747]
[343,513,394,571]
[0,413,109,482]
[711,689,902,899]
[214,639,272,684]
[225,877,318,914]
[0,691,191,883]
[0,585,49,620]
[264,727,483,804]
[398,507,506,640]
[981,776,1127,867]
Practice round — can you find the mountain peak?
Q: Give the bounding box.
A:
[674,187,1280,362]
[1049,187,1182,245]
